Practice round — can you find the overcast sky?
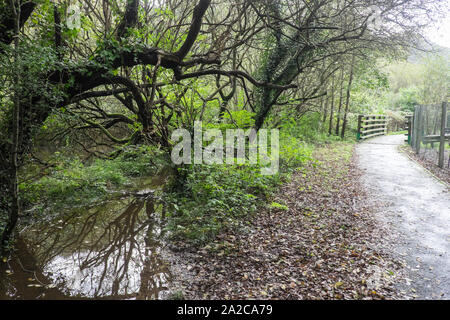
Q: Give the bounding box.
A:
[425,1,450,48]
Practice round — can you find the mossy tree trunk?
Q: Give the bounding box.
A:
[1,0,21,255]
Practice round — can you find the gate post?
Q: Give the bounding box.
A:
[357,115,363,141]
[438,102,447,168]
[412,106,418,150]
[417,105,426,154]
[406,115,412,145]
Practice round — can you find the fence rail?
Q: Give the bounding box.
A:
[357,115,387,140]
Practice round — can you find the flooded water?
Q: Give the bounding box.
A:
[0,175,174,300]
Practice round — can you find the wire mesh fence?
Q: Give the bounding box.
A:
[409,102,449,170]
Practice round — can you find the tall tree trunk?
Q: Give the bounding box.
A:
[322,92,329,124]
[318,94,325,131]
[1,0,21,255]
[341,55,355,139]
[335,67,344,136]
[328,75,335,135]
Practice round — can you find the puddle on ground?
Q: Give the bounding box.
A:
[0,175,174,300]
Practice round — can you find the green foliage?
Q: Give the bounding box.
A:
[387,130,408,136]
[350,60,390,114]
[164,118,318,245]
[279,131,314,171]
[205,110,256,131]
[277,113,345,144]
[223,110,255,129]
[385,53,450,110]
[269,201,288,211]
[391,86,421,112]
[20,145,164,209]
[165,163,281,245]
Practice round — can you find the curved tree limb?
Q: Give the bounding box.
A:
[0,1,36,49]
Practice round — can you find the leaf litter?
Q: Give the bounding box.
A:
[167,143,404,300]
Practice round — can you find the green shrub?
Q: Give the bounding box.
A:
[165,163,281,245]
[163,122,320,245]
[279,131,314,171]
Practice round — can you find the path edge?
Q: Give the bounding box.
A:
[397,145,450,189]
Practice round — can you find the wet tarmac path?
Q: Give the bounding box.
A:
[356,135,450,299]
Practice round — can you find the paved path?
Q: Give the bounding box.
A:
[356,135,450,299]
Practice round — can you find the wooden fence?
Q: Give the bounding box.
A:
[357,115,387,140]
[409,102,449,168]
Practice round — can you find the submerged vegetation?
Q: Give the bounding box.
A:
[0,0,449,300]
[17,126,316,245]
[19,145,166,211]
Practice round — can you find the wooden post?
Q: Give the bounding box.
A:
[412,107,418,150]
[414,107,418,152]
[417,106,423,154]
[438,102,447,168]
[406,115,412,145]
[357,115,363,141]
[416,106,420,153]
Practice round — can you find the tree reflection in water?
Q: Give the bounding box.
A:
[2,195,172,300]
